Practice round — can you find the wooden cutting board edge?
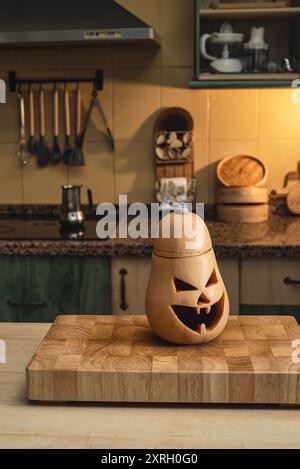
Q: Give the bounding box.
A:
[26,314,300,405]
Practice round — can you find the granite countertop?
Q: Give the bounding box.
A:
[0,214,299,258]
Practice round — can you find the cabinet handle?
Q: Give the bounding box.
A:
[119,268,128,311]
[7,299,48,308]
[283,276,300,286]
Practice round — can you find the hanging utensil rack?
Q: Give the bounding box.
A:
[8,69,103,92]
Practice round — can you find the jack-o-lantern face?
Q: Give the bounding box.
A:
[145,212,229,345]
[172,269,225,335]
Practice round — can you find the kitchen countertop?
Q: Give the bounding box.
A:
[1,322,300,449]
[0,214,299,257]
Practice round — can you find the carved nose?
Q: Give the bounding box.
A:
[197,293,210,305]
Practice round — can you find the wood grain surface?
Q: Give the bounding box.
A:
[27,315,300,404]
[217,203,269,223]
[216,187,269,204]
[2,323,300,448]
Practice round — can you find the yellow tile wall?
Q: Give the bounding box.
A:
[0,0,299,205]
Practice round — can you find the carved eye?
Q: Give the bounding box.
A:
[173,277,197,292]
[205,268,218,287]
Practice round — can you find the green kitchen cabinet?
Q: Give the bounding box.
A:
[0,256,111,322]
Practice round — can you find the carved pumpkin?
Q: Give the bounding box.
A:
[145,211,229,344]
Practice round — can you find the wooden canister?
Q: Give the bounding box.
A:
[216,186,269,204]
[217,203,269,223]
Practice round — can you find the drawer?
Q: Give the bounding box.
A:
[241,258,300,306]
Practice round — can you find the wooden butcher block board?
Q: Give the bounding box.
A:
[26,315,300,404]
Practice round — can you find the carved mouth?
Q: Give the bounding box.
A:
[171,293,225,336]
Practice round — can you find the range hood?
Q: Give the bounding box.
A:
[0,0,160,46]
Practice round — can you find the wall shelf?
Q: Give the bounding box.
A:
[197,72,298,80]
[190,79,295,88]
[191,72,298,88]
[191,0,300,89]
[200,6,300,19]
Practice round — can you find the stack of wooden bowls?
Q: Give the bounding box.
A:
[216,155,269,223]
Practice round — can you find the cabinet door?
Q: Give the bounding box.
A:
[0,257,24,322]
[0,256,111,322]
[240,258,300,322]
[111,257,151,315]
[241,258,300,306]
[217,257,240,315]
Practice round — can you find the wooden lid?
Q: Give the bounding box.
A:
[153,211,212,258]
[217,155,268,187]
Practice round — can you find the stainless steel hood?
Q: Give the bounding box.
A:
[0,0,160,46]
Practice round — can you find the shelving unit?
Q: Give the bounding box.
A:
[191,0,300,88]
[200,6,300,18]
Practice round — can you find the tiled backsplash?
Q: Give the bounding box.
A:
[0,0,299,205]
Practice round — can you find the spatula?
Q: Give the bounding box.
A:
[69,85,85,166]
[62,88,75,165]
[37,89,50,167]
[27,88,37,155]
[50,87,61,165]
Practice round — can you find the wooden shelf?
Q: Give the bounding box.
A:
[198,72,299,80]
[200,7,300,19]
[190,71,298,88]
